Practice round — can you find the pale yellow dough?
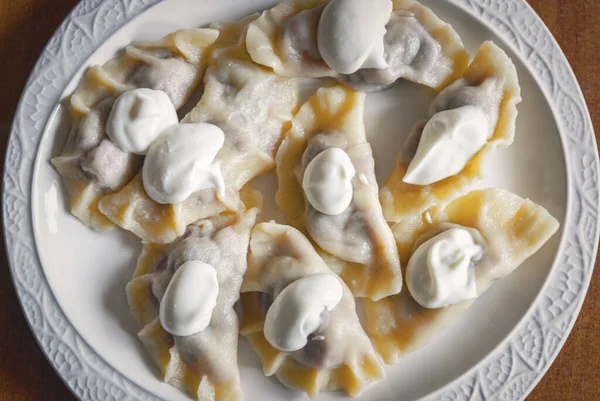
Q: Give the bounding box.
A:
[246,0,331,77]
[276,85,402,300]
[52,29,219,231]
[380,41,522,223]
[246,0,469,90]
[364,188,559,364]
[241,222,385,399]
[98,16,299,244]
[127,197,260,401]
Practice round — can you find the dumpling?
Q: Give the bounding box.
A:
[246,0,331,78]
[240,222,385,398]
[380,41,522,223]
[339,0,469,91]
[98,16,299,244]
[126,202,260,401]
[363,188,559,364]
[70,29,220,115]
[276,85,402,300]
[52,28,219,231]
[246,0,468,91]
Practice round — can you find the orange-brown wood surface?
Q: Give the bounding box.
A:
[0,0,598,400]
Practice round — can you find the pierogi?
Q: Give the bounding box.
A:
[241,222,384,398]
[52,29,219,230]
[276,85,402,300]
[364,188,559,363]
[98,16,299,244]
[246,0,469,91]
[127,204,259,400]
[380,41,522,222]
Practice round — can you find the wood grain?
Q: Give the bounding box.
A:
[0,1,598,400]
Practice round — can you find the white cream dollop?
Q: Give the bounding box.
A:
[264,274,343,352]
[406,228,483,309]
[142,122,225,204]
[403,105,489,186]
[106,88,178,155]
[318,0,392,74]
[302,147,356,215]
[159,260,219,337]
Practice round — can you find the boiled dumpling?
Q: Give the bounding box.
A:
[246,0,332,78]
[127,201,259,401]
[52,28,219,231]
[98,16,299,244]
[241,222,385,398]
[246,0,469,91]
[340,0,469,91]
[363,188,559,363]
[380,41,522,222]
[276,85,402,300]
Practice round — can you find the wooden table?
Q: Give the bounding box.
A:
[0,1,598,400]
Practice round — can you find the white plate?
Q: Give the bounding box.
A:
[4,0,599,400]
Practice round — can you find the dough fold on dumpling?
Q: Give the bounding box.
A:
[98,16,299,244]
[363,188,559,364]
[246,0,330,77]
[380,41,522,223]
[276,85,402,300]
[52,29,220,231]
[246,0,469,91]
[127,198,260,401]
[241,222,384,399]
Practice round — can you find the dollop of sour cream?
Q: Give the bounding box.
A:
[318,0,392,74]
[159,260,219,337]
[406,228,483,309]
[142,122,225,204]
[403,105,489,186]
[264,274,343,352]
[106,88,179,155]
[302,147,356,215]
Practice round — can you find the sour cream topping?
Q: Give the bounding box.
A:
[403,105,489,186]
[302,147,356,215]
[406,228,483,309]
[159,260,219,337]
[142,122,225,204]
[106,88,178,155]
[318,0,392,74]
[264,274,343,352]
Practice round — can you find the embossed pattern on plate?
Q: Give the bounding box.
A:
[3,0,598,400]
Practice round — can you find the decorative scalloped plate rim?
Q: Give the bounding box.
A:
[3,0,599,400]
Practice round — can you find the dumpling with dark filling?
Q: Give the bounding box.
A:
[246,0,469,91]
[241,222,384,398]
[380,41,522,223]
[364,188,559,364]
[127,198,260,400]
[52,28,219,230]
[98,16,298,244]
[276,85,402,300]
